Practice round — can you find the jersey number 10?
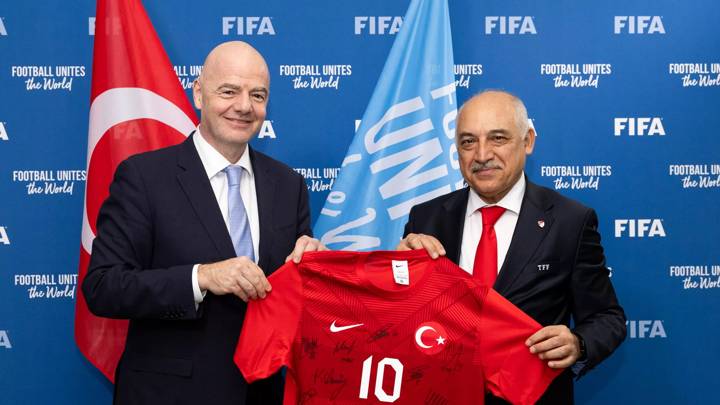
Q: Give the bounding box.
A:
[358,356,404,403]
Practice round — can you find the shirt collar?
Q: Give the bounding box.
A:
[193,127,254,179]
[465,172,526,217]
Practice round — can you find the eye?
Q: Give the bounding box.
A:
[459,137,476,148]
[252,93,267,102]
[491,134,508,143]
[218,89,236,98]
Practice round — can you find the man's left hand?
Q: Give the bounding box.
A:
[526,325,581,369]
[285,235,328,264]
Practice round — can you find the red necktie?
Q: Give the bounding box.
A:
[473,206,506,286]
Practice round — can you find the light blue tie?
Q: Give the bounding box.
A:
[225,165,255,261]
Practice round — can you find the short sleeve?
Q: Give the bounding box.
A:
[477,287,561,405]
[234,261,303,382]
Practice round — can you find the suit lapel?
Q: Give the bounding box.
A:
[250,148,277,271]
[176,134,236,258]
[494,179,554,295]
[439,188,469,264]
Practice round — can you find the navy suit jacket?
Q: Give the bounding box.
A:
[404,178,626,405]
[83,134,311,405]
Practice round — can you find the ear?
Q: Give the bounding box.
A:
[192,79,202,110]
[524,127,536,155]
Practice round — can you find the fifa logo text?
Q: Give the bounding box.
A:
[354,17,403,35]
[485,16,536,34]
[614,219,666,238]
[614,16,665,34]
[614,118,665,136]
[222,17,276,35]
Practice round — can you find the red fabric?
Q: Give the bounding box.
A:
[235,250,560,405]
[74,0,197,382]
[473,206,506,286]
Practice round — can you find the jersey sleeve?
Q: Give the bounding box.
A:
[476,286,562,405]
[234,261,303,383]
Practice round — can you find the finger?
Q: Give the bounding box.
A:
[536,344,571,361]
[526,325,562,346]
[398,234,415,250]
[407,234,425,250]
[233,285,249,302]
[237,276,259,300]
[396,239,412,251]
[529,335,563,355]
[291,237,310,264]
[234,262,260,298]
[244,263,271,297]
[547,355,576,369]
[418,237,442,259]
[261,274,272,294]
[293,237,325,263]
[250,268,272,297]
[428,237,446,257]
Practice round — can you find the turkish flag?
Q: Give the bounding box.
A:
[74,0,198,382]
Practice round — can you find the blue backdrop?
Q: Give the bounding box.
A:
[1,0,718,403]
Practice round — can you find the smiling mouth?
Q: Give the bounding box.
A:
[224,117,253,127]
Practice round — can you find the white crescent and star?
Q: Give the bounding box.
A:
[414,325,445,348]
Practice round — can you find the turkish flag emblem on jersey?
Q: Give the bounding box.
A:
[414,321,449,355]
[73,0,198,382]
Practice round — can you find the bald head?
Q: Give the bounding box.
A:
[458,90,529,139]
[199,41,269,87]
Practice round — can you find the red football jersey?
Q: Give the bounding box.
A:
[235,250,559,405]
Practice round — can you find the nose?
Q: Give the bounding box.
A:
[474,139,493,163]
[232,91,252,114]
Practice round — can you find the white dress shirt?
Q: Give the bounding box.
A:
[458,173,526,276]
[191,128,260,304]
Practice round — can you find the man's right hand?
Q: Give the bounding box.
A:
[396,233,447,259]
[197,257,271,302]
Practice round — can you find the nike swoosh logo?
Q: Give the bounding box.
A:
[330,321,364,333]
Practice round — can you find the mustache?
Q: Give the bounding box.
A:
[470,161,501,173]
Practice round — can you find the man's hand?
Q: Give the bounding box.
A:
[396,233,446,259]
[526,325,582,368]
[285,235,328,264]
[197,257,271,302]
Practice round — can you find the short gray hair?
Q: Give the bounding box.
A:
[458,89,530,139]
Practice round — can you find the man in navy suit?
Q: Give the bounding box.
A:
[398,90,626,404]
[83,41,324,405]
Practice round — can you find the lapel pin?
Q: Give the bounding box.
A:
[537,220,545,228]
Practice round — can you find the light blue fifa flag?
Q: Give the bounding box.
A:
[314,0,464,250]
